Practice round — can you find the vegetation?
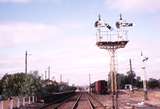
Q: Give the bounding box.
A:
[116,71,160,89]
[0,72,76,99]
[0,73,41,98]
[148,78,160,89]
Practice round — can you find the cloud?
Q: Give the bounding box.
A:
[0,20,159,85]
[0,0,32,3]
[105,0,160,13]
[0,22,60,47]
[0,0,63,4]
[0,21,92,74]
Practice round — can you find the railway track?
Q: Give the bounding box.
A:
[53,92,82,109]
[24,92,107,109]
[88,93,106,109]
[53,92,106,109]
[19,91,160,109]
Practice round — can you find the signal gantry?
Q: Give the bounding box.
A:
[94,14,133,109]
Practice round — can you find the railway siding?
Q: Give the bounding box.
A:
[88,93,105,108]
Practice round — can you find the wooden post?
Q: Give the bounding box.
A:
[35,96,37,102]
[28,96,31,104]
[9,99,13,109]
[32,96,34,103]
[17,97,20,108]
[0,101,3,109]
[22,97,25,106]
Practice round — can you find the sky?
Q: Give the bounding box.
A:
[0,0,160,86]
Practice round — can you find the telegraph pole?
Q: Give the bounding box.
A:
[141,52,149,100]
[45,70,47,80]
[60,74,62,83]
[25,51,31,74]
[142,66,148,100]
[129,59,132,73]
[48,66,50,80]
[129,59,133,87]
[25,51,28,74]
[89,73,91,93]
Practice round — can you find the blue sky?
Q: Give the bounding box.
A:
[0,0,160,85]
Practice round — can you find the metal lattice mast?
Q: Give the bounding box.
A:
[94,14,133,109]
[110,49,118,108]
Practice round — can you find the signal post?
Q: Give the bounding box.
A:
[94,14,133,109]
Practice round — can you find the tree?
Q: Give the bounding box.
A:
[0,79,2,95]
[116,72,144,89]
[1,73,42,98]
[126,70,136,85]
[41,79,59,94]
[148,78,159,89]
[117,73,126,89]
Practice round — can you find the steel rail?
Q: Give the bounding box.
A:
[87,96,95,109]
[53,93,78,109]
[88,93,104,107]
[71,93,82,109]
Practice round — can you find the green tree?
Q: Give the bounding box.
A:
[117,73,126,89]
[126,70,136,85]
[148,78,159,89]
[0,79,2,95]
[1,73,42,98]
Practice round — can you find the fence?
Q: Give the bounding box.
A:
[0,96,36,109]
